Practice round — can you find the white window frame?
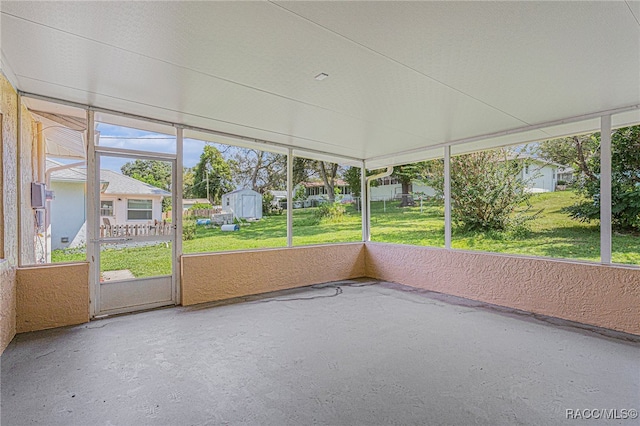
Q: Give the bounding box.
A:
[127,198,153,221]
[100,200,114,217]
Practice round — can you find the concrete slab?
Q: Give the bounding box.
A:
[1,280,638,425]
[101,269,135,281]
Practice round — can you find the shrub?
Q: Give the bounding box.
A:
[314,202,346,223]
[425,149,539,233]
[182,220,197,240]
[188,202,212,210]
[261,192,282,216]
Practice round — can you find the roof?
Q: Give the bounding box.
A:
[33,111,86,160]
[301,179,349,188]
[47,160,169,196]
[268,190,287,198]
[46,159,87,182]
[507,153,569,169]
[6,2,639,168]
[223,188,261,196]
[100,170,170,196]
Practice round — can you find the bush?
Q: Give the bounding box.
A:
[424,149,539,233]
[182,220,197,240]
[261,192,283,216]
[314,202,346,223]
[188,202,212,210]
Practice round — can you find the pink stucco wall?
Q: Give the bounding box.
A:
[365,242,640,336]
[181,244,366,305]
[1,74,20,354]
[16,263,90,333]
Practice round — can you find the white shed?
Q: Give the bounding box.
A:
[222,189,262,220]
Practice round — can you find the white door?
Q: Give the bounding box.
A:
[93,149,177,316]
[242,194,256,218]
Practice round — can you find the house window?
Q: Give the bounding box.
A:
[100,200,114,216]
[127,199,153,220]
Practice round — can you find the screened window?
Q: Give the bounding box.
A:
[127,199,153,220]
[100,200,114,217]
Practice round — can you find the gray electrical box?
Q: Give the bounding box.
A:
[31,183,46,209]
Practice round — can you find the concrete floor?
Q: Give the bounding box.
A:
[1,280,639,426]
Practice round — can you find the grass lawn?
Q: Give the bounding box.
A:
[52,191,639,277]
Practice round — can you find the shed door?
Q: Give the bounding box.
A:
[242,194,256,218]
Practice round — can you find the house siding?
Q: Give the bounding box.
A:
[370,182,435,201]
[50,181,87,250]
[1,73,39,353]
[523,163,557,192]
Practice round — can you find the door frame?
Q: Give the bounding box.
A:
[90,145,179,317]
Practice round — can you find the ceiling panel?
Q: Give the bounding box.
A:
[2,1,638,164]
[277,1,640,124]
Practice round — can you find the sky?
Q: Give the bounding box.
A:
[95,122,204,172]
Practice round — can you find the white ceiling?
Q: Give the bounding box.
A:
[2,1,639,167]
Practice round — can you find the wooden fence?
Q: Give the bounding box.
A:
[100,221,173,238]
[184,207,222,218]
[163,207,223,221]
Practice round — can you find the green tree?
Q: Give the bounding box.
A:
[292,158,340,202]
[564,126,640,232]
[121,160,171,190]
[317,161,339,202]
[121,160,172,211]
[192,145,233,204]
[391,162,436,207]
[230,149,286,193]
[344,167,362,197]
[182,167,196,199]
[538,134,600,181]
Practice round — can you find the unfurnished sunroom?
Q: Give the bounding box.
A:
[0,2,639,425]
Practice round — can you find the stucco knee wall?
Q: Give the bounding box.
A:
[16,263,90,333]
[0,263,16,353]
[181,244,366,305]
[1,73,21,353]
[365,242,640,336]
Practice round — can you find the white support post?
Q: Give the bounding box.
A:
[174,126,184,304]
[86,109,98,317]
[600,115,612,264]
[444,145,452,249]
[287,148,293,247]
[360,162,369,242]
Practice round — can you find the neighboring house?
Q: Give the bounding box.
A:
[47,160,170,250]
[222,188,262,220]
[268,190,287,208]
[47,161,88,251]
[514,154,569,193]
[556,166,574,184]
[296,179,352,201]
[98,169,169,225]
[370,176,436,201]
[368,156,571,199]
